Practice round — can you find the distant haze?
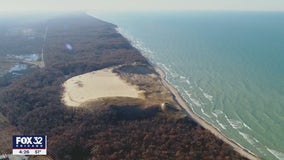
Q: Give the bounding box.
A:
[1,0,284,12]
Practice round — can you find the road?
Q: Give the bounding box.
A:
[39,26,48,68]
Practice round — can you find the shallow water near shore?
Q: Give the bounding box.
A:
[91,11,284,160]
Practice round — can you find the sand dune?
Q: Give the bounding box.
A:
[62,68,142,107]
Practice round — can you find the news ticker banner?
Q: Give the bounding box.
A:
[12,135,47,155]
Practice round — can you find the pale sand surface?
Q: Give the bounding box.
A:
[155,66,260,160]
[62,68,142,107]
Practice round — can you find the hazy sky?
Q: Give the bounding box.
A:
[1,0,284,12]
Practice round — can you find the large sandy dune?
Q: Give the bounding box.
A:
[62,68,142,107]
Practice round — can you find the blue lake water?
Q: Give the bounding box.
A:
[91,11,284,160]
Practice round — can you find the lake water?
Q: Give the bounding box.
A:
[90,11,284,160]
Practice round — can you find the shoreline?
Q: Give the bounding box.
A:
[154,66,260,160]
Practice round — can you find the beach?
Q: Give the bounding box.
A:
[62,68,143,107]
[154,66,260,160]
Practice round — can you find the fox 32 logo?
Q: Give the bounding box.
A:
[12,135,47,155]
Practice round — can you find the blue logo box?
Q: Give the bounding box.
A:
[13,135,47,149]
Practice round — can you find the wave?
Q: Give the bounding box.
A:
[225,116,243,129]
[198,87,214,103]
[266,147,284,160]
[243,123,253,131]
[229,119,243,129]
[180,75,186,79]
[212,112,218,118]
[186,79,191,85]
[212,109,223,118]
[189,97,202,107]
[184,90,191,98]
[203,92,214,102]
[160,63,171,73]
[182,88,203,107]
[159,63,179,78]
[225,115,228,119]
[170,72,179,78]
[216,119,227,130]
[213,109,223,115]
[239,131,258,146]
[201,108,211,118]
[253,137,259,143]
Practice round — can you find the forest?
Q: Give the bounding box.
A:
[0,13,247,160]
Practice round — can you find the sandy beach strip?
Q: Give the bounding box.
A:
[155,66,260,160]
[62,68,142,107]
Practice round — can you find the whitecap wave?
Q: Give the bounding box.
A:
[212,112,218,118]
[170,72,179,78]
[184,90,191,98]
[266,147,284,160]
[229,119,243,129]
[198,87,213,102]
[201,108,211,118]
[189,97,202,107]
[216,119,226,130]
[203,92,214,102]
[212,109,223,118]
[180,75,186,79]
[243,123,253,131]
[161,63,171,72]
[214,109,223,115]
[225,117,243,129]
[225,114,228,119]
[186,79,191,85]
[239,131,258,145]
[253,137,259,143]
